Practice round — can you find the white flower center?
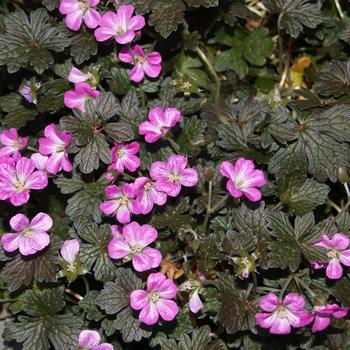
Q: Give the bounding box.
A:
[56,144,65,153]
[15,180,26,192]
[135,55,146,64]
[22,228,32,238]
[235,179,245,189]
[169,173,181,183]
[183,81,192,89]
[327,249,339,259]
[119,195,129,205]
[149,292,160,303]
[78,0,89,11]
[67,264,76,272]
[277,306,287,319]
[144,182,152,191]
[117,148,125,158]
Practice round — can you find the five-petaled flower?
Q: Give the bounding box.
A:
[78,330,114,350]
[108,221,162,272]
[0,157,48,206]
[255,293,312,334]
[119,45,162,83]
[219,158,266,202]
[38,124,73,175]
[150,155,198,197]
[108,142,140,174]
[311,303,349,332]
[59,0,101,31]
[100,184,136,224]
[1,213,52,256]
[0,128,27,160]
[64,82,100,112]
[139,107,181,143]
[312,233,350,279]
[130,272,179,325]
[94,5,145,44]
[133,177,167,214]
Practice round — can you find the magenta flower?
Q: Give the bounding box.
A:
[119,45,162,83]
[219,158,266,202]
[255,293,313,334]
[64,82,100,112]
[68,66,92,84]
[108,142,140,173]
[38,124,73,175]
[311,304,349,332]
[189,289,203,314]
[0,128,27,159]
[1,213,52,256]
[312,233,350,279]
[0,157,48,206]
[139,107,181,143]
[94,5,145,44]
[108,221,162,272]
[130,272,179,325]
[61,239,80,266]
[31,153,48,172]
[133,177,167,214]
[59,0,101,31]
[78,330,113,350]
[150,155,198,197]
[100,184,136,224]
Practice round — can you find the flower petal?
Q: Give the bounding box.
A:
[156,299,179,322]
[79,330,101,348]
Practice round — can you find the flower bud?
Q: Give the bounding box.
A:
[338,166,349,184]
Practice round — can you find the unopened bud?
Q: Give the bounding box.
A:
[338,166,349,184]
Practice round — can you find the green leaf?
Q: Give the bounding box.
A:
[42,0,59,10]
[96,268,152,342]
[0,8,70,74]
[54,173,105,225]
[108,67,132,95]
[263,0,323,38]
[37,79,70,113]
[78,290,104,321]
[315,60,350,98]
[216,273,258,334]
[0,93,38,129]
[152,197,192,230]
[148,0,185,38]
[4,288,82,350]
[70,31,98,65]
[214,27,274,79]
[269,105,350,182]
[184,0,218,7]
[268,212,326,271]
[139,144,173,171]
[277,173,329,215]
[177,116,206,153]
[332,278,350,306]
[1,239,60,292]
[78,224,117,282]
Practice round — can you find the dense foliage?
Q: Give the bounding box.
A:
[1,0,350,349]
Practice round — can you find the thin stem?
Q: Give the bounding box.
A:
[203,180,213,234]
[328,199,342,213]
[257,287,281,293]
[138,87,146,107]
[122,172,137,181]
[252,271,258,295]
[277,13,284,75]
[82,276,90,294]
[333,0,344,18]
[272,202,284,212]
[209,194,230,214]
[98,84,106,92]
[195,47,229,125]
[279,274,293,299]
[344,182,350,198]
[167,138,181,155]
[295,276,316,298]
[27,146,39,153]
[64,288,83,301]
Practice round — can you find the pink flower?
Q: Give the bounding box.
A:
[68,66,92,84]
[139,107,181,143]
[59,0,101,31]
[64,82,100,112]
[255,293,313,334]
[19,84,34,104]
[38,124,73,175]
[108,221,162,272]
[119,45,162,83]
[311,304,349,332]
[100,184,136,224]
[313,233,350,279]
[189,289,203,314]
[31,153,49,172]
[133,177,167,214]
[78,330,113,350]
[61,239,80,265]
[150,155,198,197]
[108,142,140,173]
[1,213,52,256]
[0,157,48,206]
[130,272,179,325]
[0,128,27,159]
[94,5,145,44]
[219,158,266,202]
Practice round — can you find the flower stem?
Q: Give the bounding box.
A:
[27,146,39,153]
[64,288,83,301]
[209,194,230,214]
[167,138,181,155]
[82,275,90,294]
[328,199,342,213]
[279,274,293,299]
[295,276,316,298]
[333,0,344,18]
[195,47,229,125]
[203,180,213,234]
[344,182,350,198]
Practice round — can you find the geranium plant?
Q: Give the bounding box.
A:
[1,0,350,349]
